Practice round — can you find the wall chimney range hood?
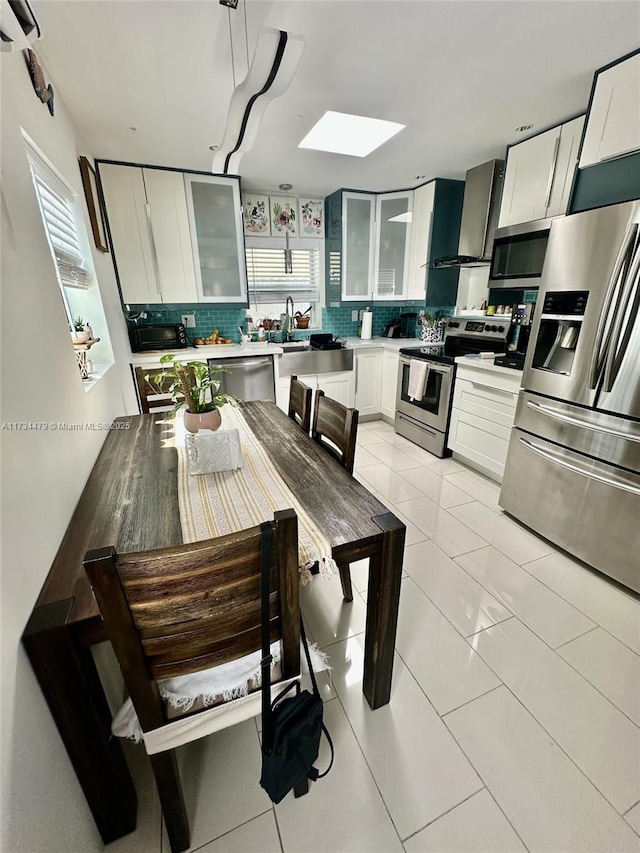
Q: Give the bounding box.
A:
[433,159,504,268]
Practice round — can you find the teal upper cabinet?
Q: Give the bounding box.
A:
[407,179,465,306]
[183,174,247,304]
[498,115,585,228]
[373,191,413,301]
[324,188,414,303]
[579,51,640,168]
[325,181,464,305]
[100,163,198,305]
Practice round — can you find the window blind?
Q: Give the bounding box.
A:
[245,247,320,305]
[26,149,91,289]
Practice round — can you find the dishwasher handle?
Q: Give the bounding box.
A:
[209,358,273,369]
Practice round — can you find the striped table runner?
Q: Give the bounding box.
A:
[176,405,337,583]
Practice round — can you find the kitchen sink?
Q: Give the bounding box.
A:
[278,347,353,378]
[278,343,310,352]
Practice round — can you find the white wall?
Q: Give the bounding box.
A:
[1,51,137,852]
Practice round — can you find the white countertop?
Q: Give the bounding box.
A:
[454,354,524,378]
[129,336,420,365]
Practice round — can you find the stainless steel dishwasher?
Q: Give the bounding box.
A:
[207,356,275,402]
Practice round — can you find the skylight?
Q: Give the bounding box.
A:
[298,111,405,157]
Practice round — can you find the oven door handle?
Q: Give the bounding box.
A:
[399,355,451,374]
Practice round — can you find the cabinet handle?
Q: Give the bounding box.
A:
[544,135,561,211]
[470,381,516,398]
[145,201,163,301]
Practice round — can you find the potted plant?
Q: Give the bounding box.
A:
[149,354,240,433]
[71,316,91,344]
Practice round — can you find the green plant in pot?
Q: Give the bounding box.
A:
[70,316,91,344]
[149,354,240,434]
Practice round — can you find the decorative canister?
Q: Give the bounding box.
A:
[420,326,443,344]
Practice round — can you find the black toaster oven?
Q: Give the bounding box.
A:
[129,323,188,352]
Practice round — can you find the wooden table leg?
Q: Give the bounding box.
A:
[362,513,406,710]
[22,601,137,844]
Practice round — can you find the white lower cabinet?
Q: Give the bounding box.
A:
[381,350,400,420]
[275,370,355,418]
[355,349,382,416]
[448,364,521,481]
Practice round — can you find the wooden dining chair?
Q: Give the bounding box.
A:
[133,365,192,414]
[288,375,313,434]
[83,509,301,853]
[310,392,360,602]
[311,391,359,474]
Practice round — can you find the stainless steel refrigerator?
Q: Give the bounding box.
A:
[500,200,640,593]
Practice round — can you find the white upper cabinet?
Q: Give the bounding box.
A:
[373,191,413,301]
[498,116,585,228]
[546,117,585,216]
[184,174,247,303]
[406,182,435,300]
[99,163,162,304]
[99,164,198,304]
[342,192,376,302]
[579,52,640,168]
[143,169,197,303]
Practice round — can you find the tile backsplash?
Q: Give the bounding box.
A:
[125,301,430,343]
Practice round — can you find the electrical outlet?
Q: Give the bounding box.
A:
[351,310,358,322]
[181,314,196,329]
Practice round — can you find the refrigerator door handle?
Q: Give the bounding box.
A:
[526,399,640,442]
[602,234,640,393]
[519,437,640,496]
[588,223,638,390]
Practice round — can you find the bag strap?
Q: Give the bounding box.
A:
[260,519,334,778]
[260,521,275,754]
[299,615,319,698]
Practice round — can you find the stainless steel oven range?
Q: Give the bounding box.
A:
[395,317,511,456]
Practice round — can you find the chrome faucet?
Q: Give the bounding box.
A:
[285,296,295,340]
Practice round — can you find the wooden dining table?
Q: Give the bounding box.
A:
[22,402,405,844]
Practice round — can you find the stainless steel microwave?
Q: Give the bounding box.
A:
[129,323,188,352]
[488,218,555,289]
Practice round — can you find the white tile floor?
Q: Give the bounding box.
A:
[114,419,640,853]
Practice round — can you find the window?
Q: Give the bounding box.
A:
[245,239,322,327]
[26,147,92,295]
[24,135,114,387]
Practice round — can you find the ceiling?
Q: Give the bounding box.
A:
[32,0,640,197]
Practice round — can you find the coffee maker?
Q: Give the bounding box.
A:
[494,303,535,369]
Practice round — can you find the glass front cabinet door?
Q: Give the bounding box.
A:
[373,191,413,301]
[342,192,376,302]
[184,174,247,303]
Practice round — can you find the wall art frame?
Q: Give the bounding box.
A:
[299,198,324,237]
[78,156,109,253]
[242,193,270,236]
[270,196,297,236]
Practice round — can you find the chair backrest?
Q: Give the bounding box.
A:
[83,509,300,735]
[288,375,313,434]
[134,366,181,414]
[311,391,359,474]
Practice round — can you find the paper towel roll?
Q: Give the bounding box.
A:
[361,309,372,340]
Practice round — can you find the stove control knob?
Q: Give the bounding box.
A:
[485,324,492,332]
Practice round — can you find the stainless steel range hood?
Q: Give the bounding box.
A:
[433,159,504,268]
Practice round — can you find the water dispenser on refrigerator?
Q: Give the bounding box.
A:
[531,290,589,375]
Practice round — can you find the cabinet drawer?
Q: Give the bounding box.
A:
[448,408,511,479]
[455,364,522,394]
[453,378,518,428]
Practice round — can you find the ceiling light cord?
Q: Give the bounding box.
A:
[243,0,249,75]
[227,7,236,89]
